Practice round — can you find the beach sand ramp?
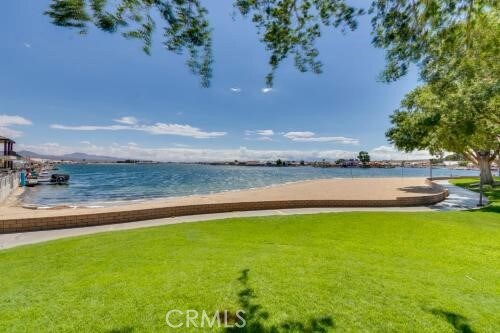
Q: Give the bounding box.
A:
[0,178,447,233]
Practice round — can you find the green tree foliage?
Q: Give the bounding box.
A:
[45,0,213,87]
[386,7,499,184]
[444,153,465,161]
[357,151,370,165]
[370,0,498,82]
[45,0,364,87]
[234,0,362,86]
[44,1,499,88]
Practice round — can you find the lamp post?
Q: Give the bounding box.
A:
[477,151,487,207]
[429,159,433,180]
[478,177,484,207]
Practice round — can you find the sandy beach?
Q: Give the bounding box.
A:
[1,177,445,222]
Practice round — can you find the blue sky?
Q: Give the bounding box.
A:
[0,1,430,161]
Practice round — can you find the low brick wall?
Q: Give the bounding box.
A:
[0,180,448,234]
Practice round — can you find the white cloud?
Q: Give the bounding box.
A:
[0,115,32,138]
[18,143,69,156]
[114,116,138,125]
[244,129,275,141]
[230,87,242,93]
[17,142,356,162]
[80,141,91,145]
[246,129,275,136]
[256,129,274,136]
[0,127,23,138]
[0,115,32,126]
[138,123,226,138]
[370,145,432,160]
[283,131,359,145]
[51,124,129,131]
[261,87,273,93]
[24,42,31,48]
[17,142,433,162]
[51,121,226,139]
[283,131,315,139]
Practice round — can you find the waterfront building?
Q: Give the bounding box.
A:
[0,136,16,170]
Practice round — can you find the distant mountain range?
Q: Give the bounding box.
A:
[18,150,120,162]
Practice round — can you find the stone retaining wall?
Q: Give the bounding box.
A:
[0,180,448,234]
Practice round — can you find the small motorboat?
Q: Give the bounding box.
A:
[50,174,70,185]
[37,170,70,185]
[26,177,38,187]
[37,170,53,184]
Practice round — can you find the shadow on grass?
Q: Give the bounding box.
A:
[428,309,475,333]
[476,205,500,213]
[450,178,499,212]
[225,269,335,333]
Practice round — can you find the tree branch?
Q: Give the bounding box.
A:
[462,149,478,165]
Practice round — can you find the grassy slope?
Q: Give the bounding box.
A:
[0,211,499,332]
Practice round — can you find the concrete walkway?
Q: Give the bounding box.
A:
[431,180,486,210]
[0,181,484,250]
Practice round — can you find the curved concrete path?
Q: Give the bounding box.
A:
[430,180,487,210]
[0,181,484,250]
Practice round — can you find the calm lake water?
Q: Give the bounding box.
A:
[20,163,479,206]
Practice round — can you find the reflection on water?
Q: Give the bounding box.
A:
[20,163,479,206]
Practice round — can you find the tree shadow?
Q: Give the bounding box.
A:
[398,186,436,194]
[225,269,335,333]
[428,309,475,333]
[476,205,500,213]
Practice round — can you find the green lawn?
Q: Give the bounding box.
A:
[1,210,499,332]
[450,177,499,211]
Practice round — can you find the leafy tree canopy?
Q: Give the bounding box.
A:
[234,0,362,86]
[44,0,363,87]
[45,0,214,86]
[371,0,498,82]
[357,151,370,164]
[386,10,499,183]
[48,1,499,87]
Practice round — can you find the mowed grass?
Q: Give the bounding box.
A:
[1,211,499,333]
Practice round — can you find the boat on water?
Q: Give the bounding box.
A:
[27,169,70,186]
[38,171,70,185]
[36,170,54,184]
[25,176,38,187]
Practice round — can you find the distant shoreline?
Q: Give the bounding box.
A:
[37,160,482,171]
